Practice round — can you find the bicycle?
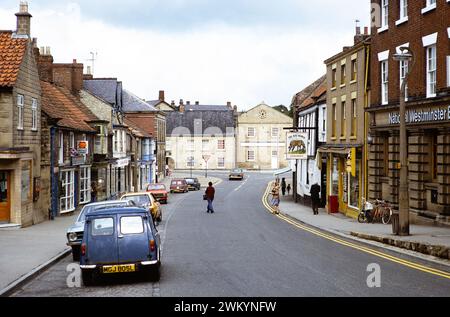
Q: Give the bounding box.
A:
[372,199,393,224]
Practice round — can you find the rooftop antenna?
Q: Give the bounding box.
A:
[87,51,98,75]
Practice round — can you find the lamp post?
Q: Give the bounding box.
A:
[393,46,415,236]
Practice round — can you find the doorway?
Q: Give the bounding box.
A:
[0,171,10,222]
[271,151,279,169]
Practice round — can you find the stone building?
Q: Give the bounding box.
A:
[321,27,371,219]
[0,3,45,227]
[166,102,237,171]
[237,103,292,170]
[368,0,450,224]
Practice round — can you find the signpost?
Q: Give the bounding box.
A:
[203,155,211,178]
[286,132,308,160]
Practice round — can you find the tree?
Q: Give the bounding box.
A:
[273,105,293,118]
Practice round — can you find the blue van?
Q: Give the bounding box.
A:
[80,207,161,286]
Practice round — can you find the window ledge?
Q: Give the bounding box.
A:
[350,80,357,85]
[340,84,346,88]
[395,16,408,26]
[421,4,436,15]
[340,137,347,141]
[350,136,357,140]
[331,87,337,91]
[377,25,389,34]
[331,137,337,141]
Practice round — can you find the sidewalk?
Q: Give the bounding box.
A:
[0,212,77,295]
[278,194,450,261]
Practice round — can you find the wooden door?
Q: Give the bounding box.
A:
[0,171,10,222]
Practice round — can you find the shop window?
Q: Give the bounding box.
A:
[80,166,91,204]
[60,170,75,213]
[349,159,360,208]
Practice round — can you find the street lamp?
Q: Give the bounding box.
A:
[393,46,415,236]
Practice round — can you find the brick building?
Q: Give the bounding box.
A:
[0,3,45,227]
[368,0,450,224]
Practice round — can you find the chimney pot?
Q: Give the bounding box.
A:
[179,99,184,106]
[171,100,175,106]
[186,101,191,106]
[364,26,369,35]
[19,1,29,13]
[356,26,361,35]
[195,101,199,105]
[73,59,77,64]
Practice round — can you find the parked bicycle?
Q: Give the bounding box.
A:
[358,198,393,225]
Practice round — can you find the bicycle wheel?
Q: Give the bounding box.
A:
[358,213,366,223]
[382,208,392,225]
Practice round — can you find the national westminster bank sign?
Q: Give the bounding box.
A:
[389,106,450,125]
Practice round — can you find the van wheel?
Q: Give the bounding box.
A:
[82,270,94,286]
[72,246,80,262]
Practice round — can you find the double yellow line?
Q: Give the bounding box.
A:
[262,182,450,281]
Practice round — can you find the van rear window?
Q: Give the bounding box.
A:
[92,218,114,236]
[120,216,144,235]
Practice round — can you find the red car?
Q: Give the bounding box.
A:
[170,179,189,193]
[147,183,169,204]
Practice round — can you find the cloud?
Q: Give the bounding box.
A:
[0,1,370,109]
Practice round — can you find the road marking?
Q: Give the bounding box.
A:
[234,175,250,192]
[261,182,450,281]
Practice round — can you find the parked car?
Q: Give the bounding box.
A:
[146,183,169,204]
[66,200,135,261]
[229,168,245,180]
[185,178,201,191]
[120,192,162,222]
[170,179,189,193]
[80,207,161,286]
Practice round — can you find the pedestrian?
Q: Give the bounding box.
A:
[281,178,287,196]
[310,183,321,215]
[205,182,215,213]
[271,182,281,215]
[91,181,98,203]
[287,184,291,195]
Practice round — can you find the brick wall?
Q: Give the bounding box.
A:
[370,0,450,106]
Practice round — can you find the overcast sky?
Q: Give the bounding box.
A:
[0,0,370,109]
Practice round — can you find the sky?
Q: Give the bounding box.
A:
[0,0,371,110]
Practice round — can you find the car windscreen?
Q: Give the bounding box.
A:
[232,169,242,173]
[91,218,114,236]
[148,184,166,191]
[171,181,184,185]
[120,216,144,235]
[123,195,150,206]
[77,203,128,222]
[185,179,194,184]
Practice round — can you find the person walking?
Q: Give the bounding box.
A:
[310,183,321,215]
[287,184,291,195]
[205,182,215,213]
[281,178,287,196]
[271,182,281,215]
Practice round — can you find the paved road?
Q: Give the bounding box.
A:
[11,172,450,297]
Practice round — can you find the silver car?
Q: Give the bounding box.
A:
[66,200,135,261]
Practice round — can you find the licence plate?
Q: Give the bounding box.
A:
[102,264,136,274]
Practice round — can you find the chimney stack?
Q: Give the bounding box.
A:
[159,90,165,101]
[171,100,176,107]
[364,27,369,35]
[227,101,232,108]
[36,45,54,83]
[15,2,32,37]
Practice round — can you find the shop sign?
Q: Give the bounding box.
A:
[286,132,308,160]
[114,158,130,168]
[71,156,86,166]
[77,140,89,155]
[389,106,450,125]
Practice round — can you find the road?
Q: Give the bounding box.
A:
[11,172,450,297]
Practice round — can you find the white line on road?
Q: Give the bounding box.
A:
[234,175,250,192]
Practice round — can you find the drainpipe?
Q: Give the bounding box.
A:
[50,127,57,219]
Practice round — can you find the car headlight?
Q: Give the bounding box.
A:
[68,232,78,242]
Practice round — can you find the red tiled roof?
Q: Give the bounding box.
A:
[41,81,97,132]
[0,31,28,87]
[292,75,326,108]
[300,84,327,108]
[124,117,152,138]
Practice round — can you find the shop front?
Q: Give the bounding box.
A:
[368,101,450,221]
[323,147,362,219]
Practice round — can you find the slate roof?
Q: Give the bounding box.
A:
[185,104,230,112]
[166,109,236,136]
[41,81,97,132]
[83,78,123,109]
[0,31,28,87]
[123,90,158,112]
[146,100,160,107]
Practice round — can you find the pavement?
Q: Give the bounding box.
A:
[275,188,450,262]
[0,172,222,296]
